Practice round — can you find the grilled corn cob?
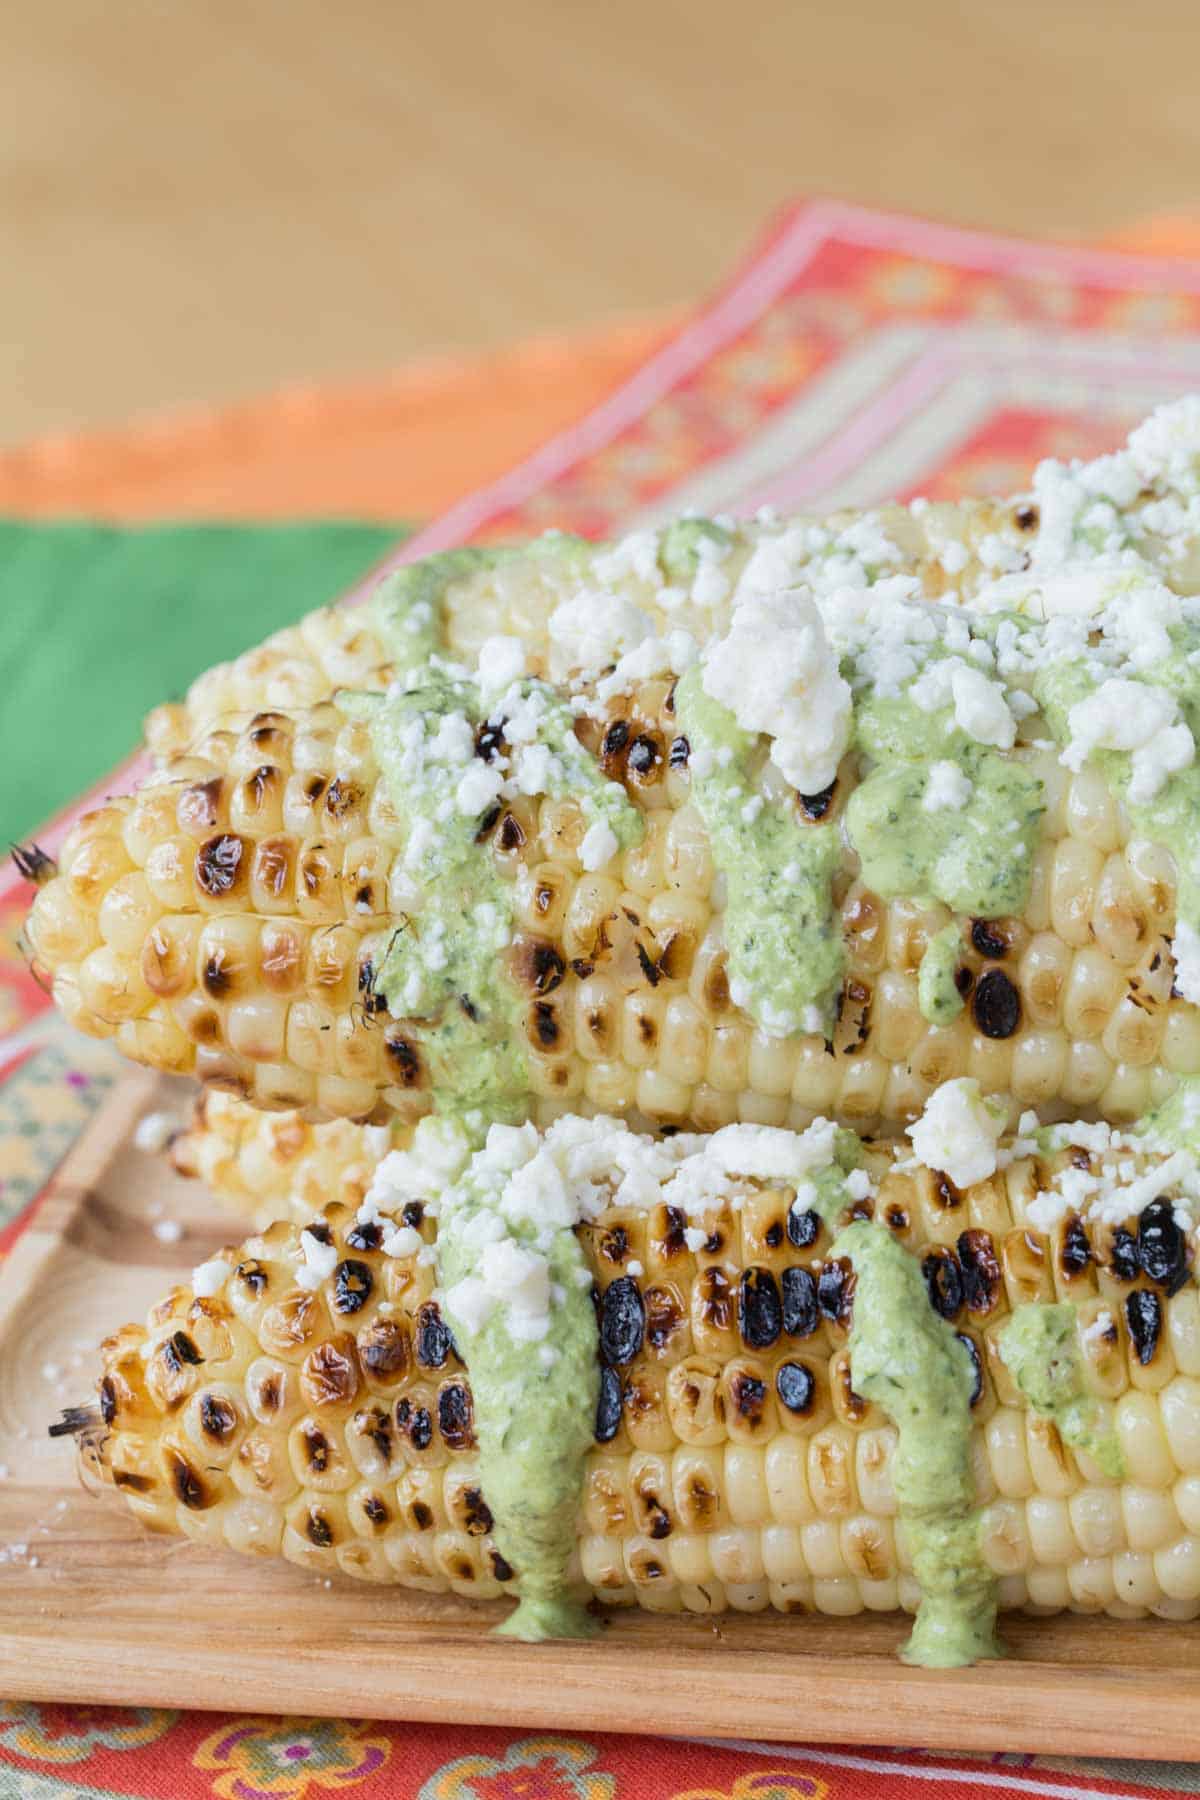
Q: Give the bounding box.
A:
[27,400,1200,1135]
[26,401,1200,1134]
[67,1110,1200,1635]
[24,673,1200,1132]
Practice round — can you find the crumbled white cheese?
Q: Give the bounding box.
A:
[447,1239,553,1342]
[133,1111,179,1154]
[191,1258,230,1299]
[1083,1310,1116,1348]
[477,635,528,699]
[1173,919,1200,1005]
[455,759,506,817]
[295,1228,338,1291]
[578,820,619,871]
[1062,677,1194,804]
[907,1078,1005,1188]
[699,588,852,794]
[845,1167,874,1201]
[922,760,972,813]
[910,657,1016,750]
[548,589,655,681]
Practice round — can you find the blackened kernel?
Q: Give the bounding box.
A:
[786,1207,821,1250]
[595,1365,623,1442]
[169,1331,203,1366]
[764,1219,784,1249]
[362,1494,389,1526]
[781,1266,819,1338]
[346,1221,383,1253]
[462,1485,494,1535]
[669,734,690,768]
[602,720,631,756]
[972,968,1021,1038]
[99,1377,118,1426]
[496,812,526,852]
[333,1259,374,1316]
[599,1276,645,1365]
[302,1424,331,1472]
[416,1303,455,1369]
[799,780,837,821]
[1138,1198,1189,1295]
[474,720,506,762]
[411,1499,434,1529]
[474,804,502,844]
[409,1407,434,1452]
[530,1000,560,1049]
[401,1201,425,1228]
[1060,1215,1093,1279]
[437,1381,475,1450]
[237,1259,268,1295]
[817,1258,855,1325]
[956,1230,1002,1314]
[738,1267,783,1349]
[776,1360,816,1414]
[957,1333,984,1406]
[1014,503,1040,531]
[627,734,662,777]
[491,1550,515,1581]
[922,1248,964,1320]
[971,919,1011,959]
[1110,1227,1141,1281]
[304,1222,334,1247]
[1125,1288,1163,1365]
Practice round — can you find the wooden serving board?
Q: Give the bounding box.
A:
[1,1069,1198,1760]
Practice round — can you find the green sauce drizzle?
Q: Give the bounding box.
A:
[438,1135,599,1641]
[348,667,641,1124]
[999,1302,1124,1479]
[847,695,1044,920]
[918,924,966,1025]
[674,664,844,1032]
[831,1220,1002,1667]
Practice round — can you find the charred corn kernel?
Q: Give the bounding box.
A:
[74,1118,1200,1625]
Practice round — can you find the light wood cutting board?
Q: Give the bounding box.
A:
[0,1067,1197,1759]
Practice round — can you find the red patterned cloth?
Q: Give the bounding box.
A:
[4,202,1200,1796]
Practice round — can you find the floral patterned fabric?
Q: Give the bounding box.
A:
[3,201,1200,1796]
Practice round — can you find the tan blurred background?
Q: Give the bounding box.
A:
[5,0,1200,444]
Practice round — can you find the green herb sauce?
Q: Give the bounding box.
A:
[998,1303,1124,1479]
[831,1220,1002,1667]
[438,1137,599,1641]
[674,664,844,1031]
[847,695,1044,920]
[918,924,966,1025]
